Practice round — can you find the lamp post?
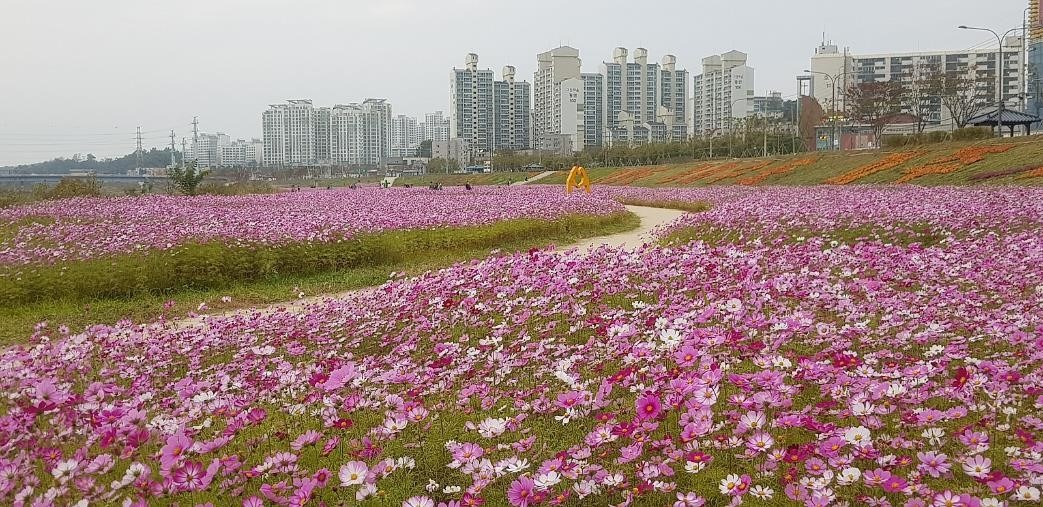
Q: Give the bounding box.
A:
[804,70,844,150]
[959,25,1024,136]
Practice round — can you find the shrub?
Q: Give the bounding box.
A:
[952,126,992,141]
[30,177,102,200]
[167,161,209,195]
[197,181,276,196]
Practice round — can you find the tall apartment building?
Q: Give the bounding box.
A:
[420,111,450,142]
[533,46,585,152]
[189,132,229,168]
[262,99,317,167]
[692,50,755,136]
[390,115,420,158]
[219,139,264,167]
[807,39,1024,129]
[493,66,532,150]
[1030,0,1043,122]
[363,99,392,162]
[327,101,391,166]
[581,73,604,148]
[602,48,689,146]
[658,55,689,141]
[263,98,391,167]
[602,48,658,143]
[450,53,532,158]
[450,54,496,158]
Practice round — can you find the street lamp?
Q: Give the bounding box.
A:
[804,69,847,150]
[958,25,1024,136]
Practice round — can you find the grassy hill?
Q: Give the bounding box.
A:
[539,136,1043,186]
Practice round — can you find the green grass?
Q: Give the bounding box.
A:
[0,213,638,346]
[539,136,1043,187]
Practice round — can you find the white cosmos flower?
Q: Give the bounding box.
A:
[844,426,871,447]
[534,471,561,490]
[477,417,508,438]
[1014,486,1040,501]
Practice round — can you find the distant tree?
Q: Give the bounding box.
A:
[845,81,905,139]
[167,161,209,195]
[927,66,990,129]
[417,140,432,158]
[900,63,944,133]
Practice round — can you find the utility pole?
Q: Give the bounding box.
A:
[191,116,199,163]
[169,130,176,167]
[135,126,143,173]
[181,139,187,168]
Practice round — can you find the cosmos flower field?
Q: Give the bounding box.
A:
[0,187,621,265]
[2,186,1043,506]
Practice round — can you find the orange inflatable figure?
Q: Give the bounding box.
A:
[565,165,591,194]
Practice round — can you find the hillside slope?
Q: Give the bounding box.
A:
[540,137,1043,186]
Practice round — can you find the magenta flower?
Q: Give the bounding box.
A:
[635,393,662,420]
[507,476,536,507]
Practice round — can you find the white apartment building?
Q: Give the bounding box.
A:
[218,138,263,167]
[807,40,1024,129]
[581,73,604,148]
[533,46,585,153]
[692,50,755,136]
[390,115,420,158]
[603,48,658,145]
[450,54,496,158]
[493,66,532,151]
[420,111,450,142]
[262,99,317,167]
[658,55,689,141]
[602,48,690,146]
[327,101,391,166]
[188,132,229,168]
[263,98,391,167]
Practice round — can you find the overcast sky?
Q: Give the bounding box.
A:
[0,0,1029,166]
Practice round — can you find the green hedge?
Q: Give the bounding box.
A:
[0,213,634,306]
[882,127,993,148]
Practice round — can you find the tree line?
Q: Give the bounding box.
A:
[842,61,997,139]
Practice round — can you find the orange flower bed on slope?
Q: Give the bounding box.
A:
[737,157,818,186]
[897,144,1016,183]
[599,166,667,185]
[656,162,718,184]
[825,151,924,185]
[1021,166,1043,179]
[703,160,775,185]
[670,162,737,185]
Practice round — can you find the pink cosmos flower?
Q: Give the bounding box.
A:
[160,432,193,469]
[635,393,662,420]
[403,496,435,507]
[507,476,536,507]
[987,477,1015,495]
[172,461,205,490]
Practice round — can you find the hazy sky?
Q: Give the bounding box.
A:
[0,0,1029,165]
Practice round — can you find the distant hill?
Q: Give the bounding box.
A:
[1,148,180,175]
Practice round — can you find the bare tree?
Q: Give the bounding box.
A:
[845,81,905,139]
[928,66,989,129]
[901,63,944,133]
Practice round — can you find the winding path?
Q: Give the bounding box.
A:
[560,205,686,253]
[172,205,686,329]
